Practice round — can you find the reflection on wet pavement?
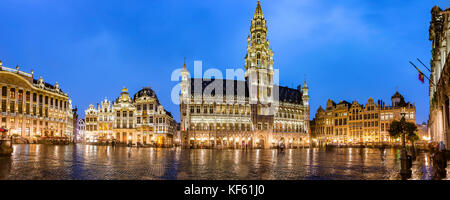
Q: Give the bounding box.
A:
[0,144,448,180]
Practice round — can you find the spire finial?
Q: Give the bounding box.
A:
[254,0,264,18]
[303,74,308,88]
[183,57,187,69]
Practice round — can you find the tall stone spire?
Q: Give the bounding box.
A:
[250,0,267,36]
[302,80,309,107]
[246,0,272,72]
[180,59,190,101]
[254,0,264,18]
[245,0,274,104]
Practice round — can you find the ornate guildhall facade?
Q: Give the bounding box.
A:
[0,60,75,141]
[84,87,176,146]
[310,92,416,145]
[179,2,310,149]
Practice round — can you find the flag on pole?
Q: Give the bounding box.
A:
[409,61,435,86]
[419,71,424,83]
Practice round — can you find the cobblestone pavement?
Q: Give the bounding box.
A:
[0,144,447,180]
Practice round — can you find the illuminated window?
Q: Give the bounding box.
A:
[10,88,15,99]
[1,100,6,112]
[257,53,261,66]
[1,86,6,97]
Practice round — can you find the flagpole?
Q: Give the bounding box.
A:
[416,58,432,72]
[409,61,435,86]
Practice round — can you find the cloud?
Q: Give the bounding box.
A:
[268,0,376,44]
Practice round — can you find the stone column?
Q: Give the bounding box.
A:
[443,95,450,150]
[438,109,444,145]
[132,132,137,144]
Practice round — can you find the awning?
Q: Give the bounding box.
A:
[0,128,8,132]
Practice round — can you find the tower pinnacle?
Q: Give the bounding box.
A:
[254,0,264,19]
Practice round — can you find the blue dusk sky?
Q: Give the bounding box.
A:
[1,0,449,123]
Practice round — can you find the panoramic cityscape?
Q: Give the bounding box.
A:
[0,0,450,183]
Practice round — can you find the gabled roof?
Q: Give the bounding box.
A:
[338,100,351,106]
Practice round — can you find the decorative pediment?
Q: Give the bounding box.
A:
[0,72,33,89]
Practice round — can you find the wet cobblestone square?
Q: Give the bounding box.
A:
[0,144,447,180]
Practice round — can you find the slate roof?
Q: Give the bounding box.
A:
[134,87,157,100]
[190,79,249,97]
[189,78,303,105]
[32,79,64,93]
[391,91,404,99]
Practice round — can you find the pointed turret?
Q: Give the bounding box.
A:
[181,60,190,81]
[302,80,309,107]
[180,60,190,101]
[182,60,187,71]
[254,0,264,19]
[250,1,267,33]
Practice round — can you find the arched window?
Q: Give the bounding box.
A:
[257,33,261,44]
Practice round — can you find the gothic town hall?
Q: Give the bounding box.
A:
[179,1,310,149]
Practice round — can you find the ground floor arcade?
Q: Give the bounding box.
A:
[181,131,309,149]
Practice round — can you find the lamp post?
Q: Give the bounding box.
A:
[400,108,412,179]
